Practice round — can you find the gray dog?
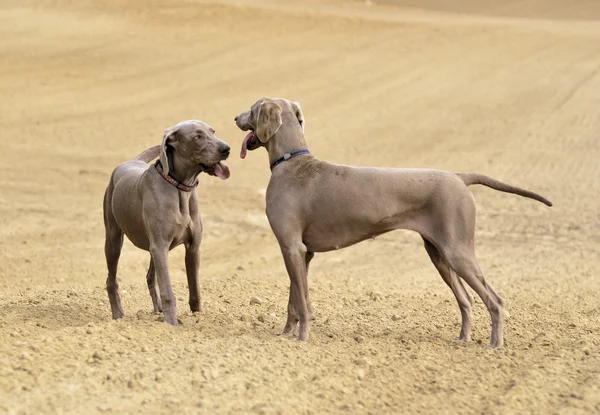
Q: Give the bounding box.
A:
[235,98,552,348]
[103,120,230,325]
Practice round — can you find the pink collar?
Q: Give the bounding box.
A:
[154,160,198,192]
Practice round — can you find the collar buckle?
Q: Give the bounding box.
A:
[270,148,310,171]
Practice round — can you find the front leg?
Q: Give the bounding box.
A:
[282,282,299,335]
[280,242,310,341]
[145,258,163,313]
[149,244,177,325]
[305,251,315,320]
[185,241,201,312]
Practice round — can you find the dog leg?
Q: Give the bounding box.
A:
[185,241,201,313]
[146,258,162,313]
[150,244,178,325]
[105,225,124,319]
[423,239,473,342]
[444,248,506,348]
[280,242,310,340]
[305,251,315,321]
[282,283,299,336]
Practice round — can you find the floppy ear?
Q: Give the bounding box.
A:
[256,101,282,143]
[159,128,175,177]
[291,101,305,132]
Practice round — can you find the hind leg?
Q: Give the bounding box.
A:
[185,240,202,313]
[146,258,162,313]
[429,189,507,347]
[423,238,473,342]
[104,217,124,319]
[443,246,507,348]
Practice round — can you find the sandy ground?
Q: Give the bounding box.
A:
[1,0,599,413]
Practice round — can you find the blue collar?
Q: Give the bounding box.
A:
[270,148,310,171]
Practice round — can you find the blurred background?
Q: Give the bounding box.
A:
[0,0,598,413]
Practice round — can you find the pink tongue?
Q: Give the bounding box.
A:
[240,132,254,159]
[214,161,230,180]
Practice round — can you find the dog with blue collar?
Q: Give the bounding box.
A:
[234,97,551,349]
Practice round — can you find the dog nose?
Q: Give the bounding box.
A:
[220,144,231,156]
[234,116,238,122]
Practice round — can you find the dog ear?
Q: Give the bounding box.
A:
[256,101,282,143]
[159,127,176,177]
[291,101,305,132]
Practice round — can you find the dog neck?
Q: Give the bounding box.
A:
[155,160,198,192]
[265,121,310,167]
[270,149,311,171]
[166,151,203,187]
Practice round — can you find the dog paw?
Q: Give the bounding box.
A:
[112,310,124,319]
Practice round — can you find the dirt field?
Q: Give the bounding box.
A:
[1,0,599,413]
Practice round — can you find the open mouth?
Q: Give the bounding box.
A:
[240,130,260,159]
[200,160,230,180]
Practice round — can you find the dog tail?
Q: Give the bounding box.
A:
[134,145,161,163]
[457,173,552,207]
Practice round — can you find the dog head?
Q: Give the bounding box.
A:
[235,98,304,159]
[159,120,230,180]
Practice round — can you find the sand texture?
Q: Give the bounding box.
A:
[0,0,599,413]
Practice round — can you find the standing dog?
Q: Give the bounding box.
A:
[103,120,230,325]
[235,98,551,348]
